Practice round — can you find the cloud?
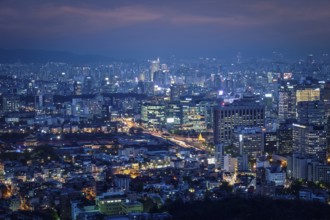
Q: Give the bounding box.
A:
[167,1,330,29]
[0,4,164,35]
[0,0,330,57]
[1,1,330,34]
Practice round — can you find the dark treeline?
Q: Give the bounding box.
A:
[166,197,330,220]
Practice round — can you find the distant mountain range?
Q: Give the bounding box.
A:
[0,49,115,64]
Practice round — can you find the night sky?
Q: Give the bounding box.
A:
[1,0,330,59]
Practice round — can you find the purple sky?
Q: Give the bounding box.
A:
[1,0,330,59]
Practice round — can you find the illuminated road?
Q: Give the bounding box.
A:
[120,117,207,152]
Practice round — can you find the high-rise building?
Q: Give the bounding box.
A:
[215,144,224,169]
[83,76,93,94]
[263,93,274,121]
[102,105,111,122]
[165,102,182,127]
[153,70,169,87]
[237,154,249,171]
[73,81,82,95]
[2,95,20,112]
[170,84,188,102]
[137,81,154,95]
[149,58,160,82]
[0,162,4,182]
[287,153,308,180]
[262,131,278,154]
[323,81,330,117]
[181,104,206,132]
[141,104,165,129]
[277,120,295,154]
[292,123,327,156]
[309,163,330,183]
[296,86,320,104]
[223,154,238,172]
[138,72,146,82]
[233,127,263,157]
[213,95,264,145]
[296,100,325,125]
[197,100,218,130]
[278,81,296,122]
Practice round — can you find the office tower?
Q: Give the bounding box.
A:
[137,81,154,96]
[209,73,221,88]
[153,70,168,87]
[278,81,296,122]
[138,72,146,82]
[141,104,165,129]
[197,100,218,130]
[323,81,330,117]
[223,77,236,94]
[2,95,20,112]
[277,120,295,154]
[0,162,4,182]
[296,100,325,125]
[180,104,206,132]
[237,154,249,171]
[233,127,263,157]
[263,94,273,120]
[309,163,330,183]
[288,153,308,180]
[84,76,93,94]
[150,58,160,82]
[215,144,224,169]
[262,131,278,154]
[35,95,43,110]
[73,81,82,95]
[296,85,320,104]
[43,94,54,108]
[102,105,111,122]
[223,154,238,172]
[213,94,264,145]
[165,102,182,127]
[292,123,327,156]
[170,84,187,102]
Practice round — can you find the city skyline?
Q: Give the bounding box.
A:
[1,0,330,59]
[2,1,330,219]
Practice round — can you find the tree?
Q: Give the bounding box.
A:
[219,181,233,193]
[290,180,302,196]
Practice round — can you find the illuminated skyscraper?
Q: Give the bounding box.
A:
[295,78,321,104]
[296,88,320,104]
[73,81,82,95]
[323,81,330,117]
[233,127,263,157]
[296,100,325,126]
[277,120,295,154]
[153,70,168,86]
[138,72,146,82]
[292,123,327,157]
[170,84,187,102]
[149,58,160,82]
[83,76,93,94]
[278,81,296,122]
[2,95,20,112]
[214,95,264,145]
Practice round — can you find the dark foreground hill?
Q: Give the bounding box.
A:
[166,197,330,220]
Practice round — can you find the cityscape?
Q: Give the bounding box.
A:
[1,1,330,220]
